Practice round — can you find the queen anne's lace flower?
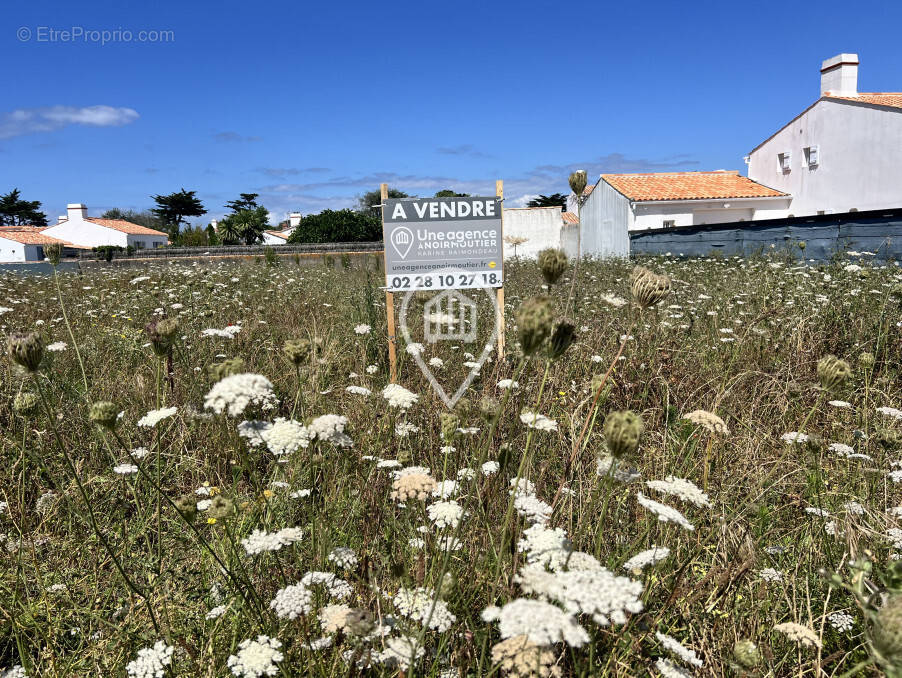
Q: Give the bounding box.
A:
[515,563,644,626]
[382,383,419,410]
[491,635,561,678]
[636,493,695,531]
[393,587,457,631]
[427,500,465,529]
[655,632,703,667]
[126,641,173,678]
[774,622,821,648]
[205,373,278,417]
[260,418,311,456]
[515,493,553,524]
[241,527,304,555]
[623,546,670,571]
[137,407,177,428]
[380,636,425,670]
[301,571,353,599]
[645,476,710,508]
[491,598,589,647]
[520,411,558,432]
[328,546,358,570]
[518,523,572,569]
[319,604,353,633]
[227,635,284,677]
[309,414,353,447]
[269,583,312,619]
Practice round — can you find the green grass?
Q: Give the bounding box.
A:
[1,253,901,677]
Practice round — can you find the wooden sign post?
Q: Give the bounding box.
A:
[380,183,398,383]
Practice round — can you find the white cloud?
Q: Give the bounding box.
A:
[0,105,139,139]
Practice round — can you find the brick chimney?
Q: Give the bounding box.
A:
[66,203,88,221]
[821,53,858,97]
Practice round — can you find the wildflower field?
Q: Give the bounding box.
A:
[2,252,902,678]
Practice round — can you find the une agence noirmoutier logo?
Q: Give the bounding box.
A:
[390,226,414,259]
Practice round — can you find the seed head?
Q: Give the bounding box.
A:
[479,396,501,421]
[7,332,43,372]
[537,248,568,285]
[206,495,236,520]
[603,410,644,458]
[208,357,245,382]
[732,639,761,668]
[13,392,38,415]
[345,608,375,637]
[516,296,555,356]
[175,495,198,523]
[45,242,63,266]
[569,169,588,198]
[89,401,119,429]
[817,355,852,391]
[630,267,671,308]
[440,412,460,440]
[145,318,178,357]
[873,596,902,665]
[858,352,875,369]
[283,338,318,367]
[548,321,576,360]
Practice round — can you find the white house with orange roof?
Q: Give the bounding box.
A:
[0,226,87,262]
[747,53,902,216]
[41,204,169,250]
[574,170,790,256]
[262,211,301,245]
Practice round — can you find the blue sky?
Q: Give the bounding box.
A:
[3,0,901,225]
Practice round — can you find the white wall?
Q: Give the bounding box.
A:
[502,207,564,259]
[127,233,168,249]
[262,232,289,245]
[630,198,791,230]
[43,220,129,248]
[749,99,902,216]
[0,237,27,262]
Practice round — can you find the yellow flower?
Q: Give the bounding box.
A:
[207,517,217,525]
[263,489,273,498]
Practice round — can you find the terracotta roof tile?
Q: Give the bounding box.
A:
[265,230,290,239]
[561,211,579,224]
[85,218,169,237]
[0,227,87,247]
[823,92,902,110]
[601,171,787,202]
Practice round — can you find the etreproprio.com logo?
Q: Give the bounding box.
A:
[17,26,175,45]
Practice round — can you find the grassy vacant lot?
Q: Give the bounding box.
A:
[1,253,901,677]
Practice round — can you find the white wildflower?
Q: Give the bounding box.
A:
[493,598,589,647]
[382,383,419,410]
[645,476,710,507]
[205,373,278,416]
[656,632,703,667]
[241,527,304,555]
[113,463,139,475]
[269,583,312,619]
[636,493,695,531]
[125,641,173,678]
[520,410,558,432]
[137,407,177,428]
[623,546,670,571]
[328,547,358,570]
[227,635,283,677]
[427,500,465,529]
[354,324,371,335]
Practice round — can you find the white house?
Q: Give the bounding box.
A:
[0,227,86,263]
[42,204,169,250]
[574,171,789,256]
[501,206,579,259]
[747,53,902,216]
[262,212,300,245]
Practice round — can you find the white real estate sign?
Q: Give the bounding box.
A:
[382,196,503,291]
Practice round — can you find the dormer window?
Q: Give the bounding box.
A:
[804,145,819,167]
[778,152,792,172]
